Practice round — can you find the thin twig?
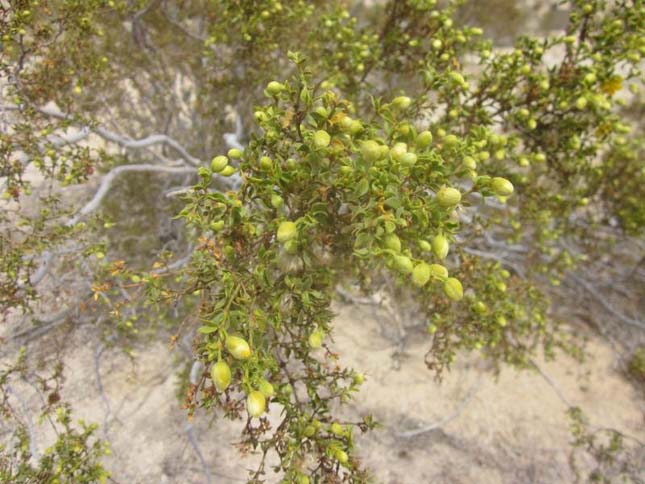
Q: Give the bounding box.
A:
[396,380,481,438]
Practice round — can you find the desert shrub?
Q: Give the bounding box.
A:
[1,0,643,481]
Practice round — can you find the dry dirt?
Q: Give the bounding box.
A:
[11,300,642,484]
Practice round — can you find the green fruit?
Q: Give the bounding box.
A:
[491,177,514,197]
[575,96,588,110]
[226,336,252,359]
[247,390,266,417]
[418,239,432,252]
[349,119,363,134]
[303,425,316,437]
[393,255,413,274]
[266,81,285,95]
[353,372,365,385]
[258,379,275,397]
[392,96,411,110]
[443,277,464,301]
[361,140,382,162]
[463,156,477,170]
[473,301,488,314]
[308,330,324,349]
[339,116,355,132]
[400,152,418,167]
[428,263,448,279]
[449,71,466,85]
[260,156,273,170]
[436,187,461,207]
[271,194,284,209]
[210,155,228,172]
[210,361,232,391]
[313,130,331,149]
[443,134,459,146]
[496,315,508,327]
[220,165,236,177]
[335,449,349,464]
[416,130,433,148]
[331,422,344,435]
[227,148,243,159]
[383,233,402,252]
[432,234,449,260]
[210,220,225,232]
[412,262,431,287]
[390,142,407,161]
[277,221,297,243]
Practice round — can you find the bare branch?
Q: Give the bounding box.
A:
[1,104,204,166]
[396,380,481,438]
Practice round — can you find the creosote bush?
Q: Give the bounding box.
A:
[0,0,643,482]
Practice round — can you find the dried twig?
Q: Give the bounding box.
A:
[396,380,481,438]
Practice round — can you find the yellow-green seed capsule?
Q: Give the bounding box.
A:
[436,187,461,207]
[416,130,433,148]
[335,449,349,464]
[247,390,266,417]
[463,156,477,170]
[418,239,432,252]
[349,119,363,134]
[260,156,273,170]
[277,221,297,243]
[496,315,508,327]
[308,330,324,349]
[432,234,449,259]
[449,71,466,86]
[210,361,232,391]
[266,81,285,95]
[412,262,431,287]
[491,177,514,196]
[392,96,412,110]
[210,220,225,232]
[331,423,344,435]
[313,130,331,149]
[400,152,418,167]
[226,336,252,359]
[383,233,402,252]
[443,134,459,146]
[390,142,407,161]
[575,96,588,110]
[473,301,488,314]
[220,165,236,177]
[271,194,284,209]
[258,379,275,397]
[360,140,382,162]
[210,155,228,173]
[340,116,355,132]
[444,277,464,301]
[227,148,242,159]
[394,255,413,274]
[303,425,316,437]
[429,263,449,279]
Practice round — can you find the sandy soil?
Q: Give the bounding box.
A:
[9,300,640,484]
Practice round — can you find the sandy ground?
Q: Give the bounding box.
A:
[8,300,640,484]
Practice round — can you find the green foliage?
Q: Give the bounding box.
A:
[0,351,109,483]
[627,346,645,385]
[0,0,643,482]
[567,406,643,483]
